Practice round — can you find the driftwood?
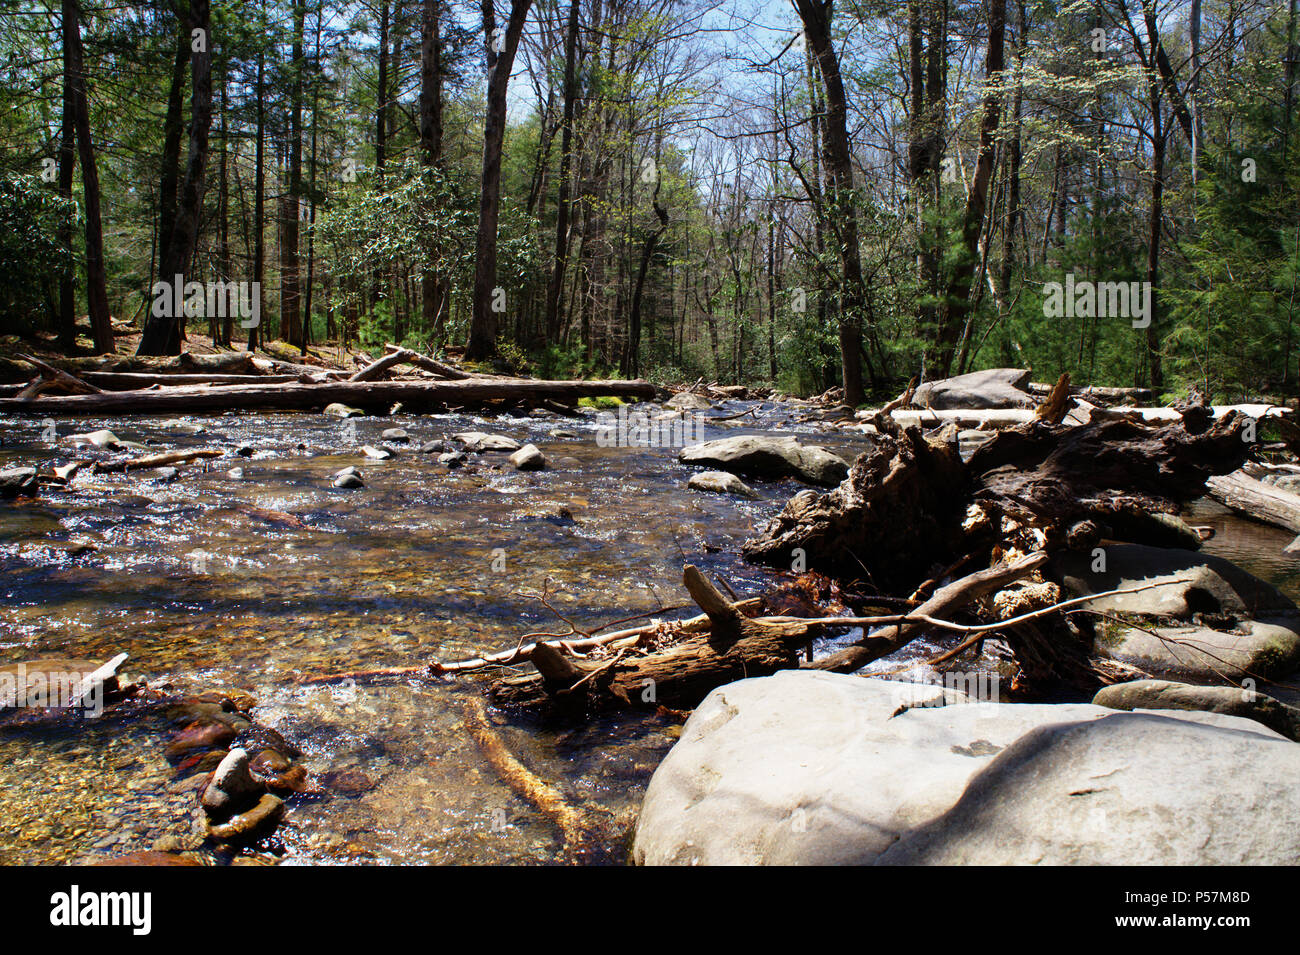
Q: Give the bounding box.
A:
[1027,381,1155,405]
[1205,470,1300,535]
[16,354,104,396]
[382,344,475,380]
[483,555,1172,713]
[91,448,224,473]
[749,413,1255,588]
[0,376,657,416]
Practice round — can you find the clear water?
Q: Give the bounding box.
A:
[0,401,874,865]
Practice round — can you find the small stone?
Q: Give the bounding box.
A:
[509,444,546,471]
[688,470,758,499]
[165,720,237,760]
[452,431,521,452]
[381,428,410,443]
[234,445,255,457]
[333,467,364,489]
[206,793,285,841]
[361,445,392,460]
[0,466,38,498]
[324,403,364,419]
[321,768,377,797]
[419,439,449,454]
[227,467,245,480]
[438,451,467,469]
[201,747,265,817]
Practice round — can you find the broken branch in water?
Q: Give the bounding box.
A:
[91,448,224,473]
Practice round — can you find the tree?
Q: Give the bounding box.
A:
[467,0,534,361]
[62,0,113,354]
[794,0,866,405]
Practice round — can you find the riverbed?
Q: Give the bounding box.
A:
[1,403,1293,865]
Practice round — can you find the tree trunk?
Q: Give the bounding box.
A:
[63,0,113,355]
[794,0,866,407]
[543,0,581,344]
[926,0,1006,380]
[281,0,305,349]
[467,0,534,361]
[56,38,77,352]
[139,0,213,356]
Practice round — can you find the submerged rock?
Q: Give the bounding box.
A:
[687,470,757,499]
[321,768,376,797]
[634,671,1300,865]
[332,467,364,489]
[438,451,467,469]
[509,443,546,471]
[679,435,849,487]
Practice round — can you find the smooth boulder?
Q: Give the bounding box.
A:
[678,435,849,487]
[665,392,712,411]
[911,368,1034,410]
[633,671,1299,865]
[0,466,38,497]
[1054,544,1300,681]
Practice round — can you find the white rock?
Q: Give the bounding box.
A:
[452,431,521,453]
[633,671,1294,865]
[509,443,546,471]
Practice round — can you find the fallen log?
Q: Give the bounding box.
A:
[1206,470,1300,534]
[81,371,303,389]
[382,343,475,380]
[0,351,259,383]
[0,376,657,416]
[349,348,411,382]
[488,565,826,713]
[16,354,104,396]
[1027,381,1155,405]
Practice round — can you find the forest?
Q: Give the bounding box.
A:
[1,0,1297,403]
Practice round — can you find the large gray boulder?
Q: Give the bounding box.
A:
[1054,544,1300,681]
[633,671,1299,865]
[879,711,1299,865]
[678,435,849,487]
[912,368,1035,410]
